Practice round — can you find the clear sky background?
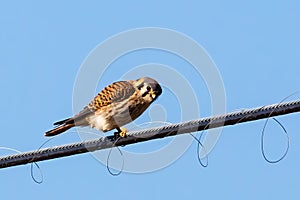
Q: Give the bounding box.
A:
[1,1,300,199]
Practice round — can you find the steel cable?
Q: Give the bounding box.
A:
[1,100,300,169]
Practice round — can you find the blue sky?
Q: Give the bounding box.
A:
[1,1,300,199]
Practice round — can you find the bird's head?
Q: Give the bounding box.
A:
[135,77,162,103]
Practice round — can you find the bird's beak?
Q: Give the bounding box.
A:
[149,91,156,99]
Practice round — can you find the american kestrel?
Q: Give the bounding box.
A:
[45,77,162,137]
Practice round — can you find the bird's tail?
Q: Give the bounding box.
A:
[45,118,75,137]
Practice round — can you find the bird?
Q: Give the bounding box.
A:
[45,77,162,138]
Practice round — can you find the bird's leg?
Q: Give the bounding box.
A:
[114,127,127,138]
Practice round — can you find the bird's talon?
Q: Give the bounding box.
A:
[114,127,127,139]
[119,131,126,138]
[119,127,127,138]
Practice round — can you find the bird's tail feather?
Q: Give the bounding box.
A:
[53,118,73,126]
[45,123,74,137]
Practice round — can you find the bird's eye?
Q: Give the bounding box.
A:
[146,86,151,91]
[137,83,144,90]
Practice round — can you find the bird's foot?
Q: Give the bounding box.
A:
[114,127,127,139]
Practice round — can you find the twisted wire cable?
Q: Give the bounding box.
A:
[1,100,300,169]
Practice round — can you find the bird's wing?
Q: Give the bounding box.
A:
[71,81,136,124]
[89,80,136,109]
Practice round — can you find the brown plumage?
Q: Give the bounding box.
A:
[45,77,162,137]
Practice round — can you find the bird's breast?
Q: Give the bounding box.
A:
[88,95,151,132]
